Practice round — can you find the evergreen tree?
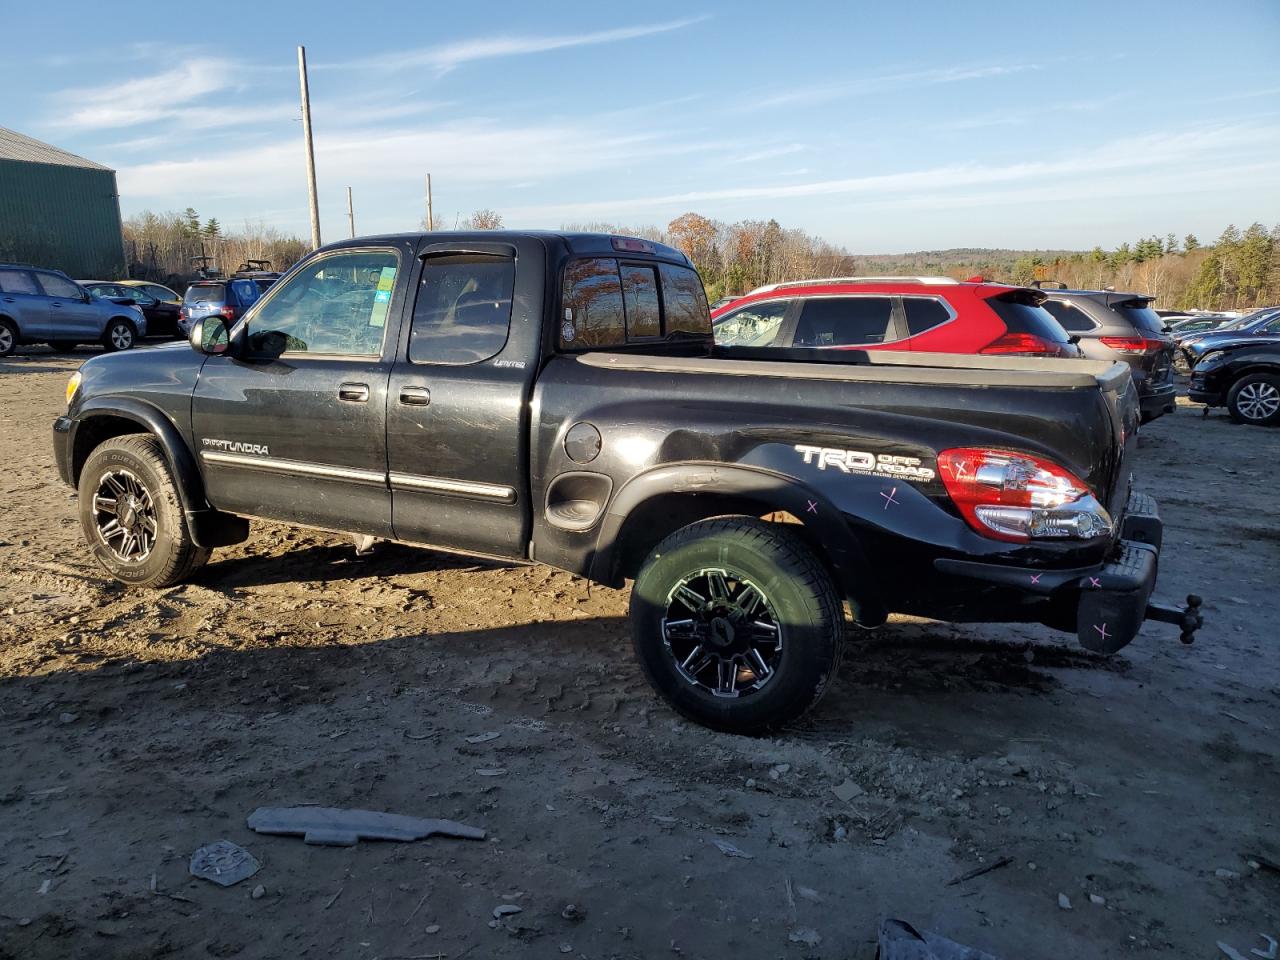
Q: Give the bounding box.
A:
[182,208,201,237]
[203,218,222,239]
[1184,234,1200,253]
[1164,233,1179,255]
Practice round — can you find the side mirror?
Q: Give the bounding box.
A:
[189,316,230,356]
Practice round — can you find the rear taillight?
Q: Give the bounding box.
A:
[938,447,1112,543]
[1099,336,1164,354]
[979,332,1062,357]
[220,306,236,320]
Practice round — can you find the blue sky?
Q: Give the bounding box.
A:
[4,0,1278,251]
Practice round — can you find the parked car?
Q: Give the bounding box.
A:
[52,231,1200,733]
[1169,314,1233,339]
[179,278,263,335]
[1177,306,1280,370]
[711,276,1080,358]
[1188,340,1280,425]
[81,280,182,338]
[1037,288,1176,422]
[0,263,146,355]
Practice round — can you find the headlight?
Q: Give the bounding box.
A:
[1196,350,1225,368]
[66,371,81,407]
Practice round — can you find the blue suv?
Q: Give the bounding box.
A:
[0,263,147,356]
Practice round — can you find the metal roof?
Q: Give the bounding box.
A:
[0,126,112,171]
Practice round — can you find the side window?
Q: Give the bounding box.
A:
[1043,300,1094,332]
[36,272,82,299]
[619,263,660,339]
[562,258,625,348]
[793,297,895,346]
[659,263,710,335]
[246,249,398,357]
[0,270,39,295]
[714,300,790,347]
[902,297,952,336]
[408,254,515,365]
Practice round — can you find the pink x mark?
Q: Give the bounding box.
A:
[1088,577,1101,588]
[806,500,818,514]
[1093,622,1110,641]
[1030,574,1042,585]
[880,487,900,509]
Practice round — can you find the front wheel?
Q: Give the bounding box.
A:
[630,517,845,734]
[103,319,137,352]
[78,434,210,587]
[0,318,16,356]
[1227,373,1280,426]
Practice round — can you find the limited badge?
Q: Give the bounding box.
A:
[561,321,576,342]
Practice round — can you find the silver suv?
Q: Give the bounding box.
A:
[0,263,147,356]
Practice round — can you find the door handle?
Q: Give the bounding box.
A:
[1,297,13,303]
[51,302,63,308]
[338,382,370,402]
[399,386,431,406]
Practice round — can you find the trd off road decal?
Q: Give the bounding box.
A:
[202,438,270,456]
[794,444,935,482]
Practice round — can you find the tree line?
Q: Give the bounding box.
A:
[123,209,309,288]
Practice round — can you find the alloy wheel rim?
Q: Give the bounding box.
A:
[0,327,12,352]
[111,324,132,349]
[662,567,784,699]
[92,469,157,562]
[1238,382,1280,420]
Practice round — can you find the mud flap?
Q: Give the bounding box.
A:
[1076,541,1158,654]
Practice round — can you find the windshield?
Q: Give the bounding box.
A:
[185,284,225,302]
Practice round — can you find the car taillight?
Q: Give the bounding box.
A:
[938,447,1112,543]
[1099,336,1164,354]
[979,332,1062,357]
[220,306,236,319]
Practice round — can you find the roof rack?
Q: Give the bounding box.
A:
[747,275,960,295]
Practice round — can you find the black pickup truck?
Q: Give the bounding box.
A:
[53,232,1201,733]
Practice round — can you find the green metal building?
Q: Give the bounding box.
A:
[0,126,126,279]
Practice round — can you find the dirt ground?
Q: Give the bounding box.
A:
[0,345,1277,960]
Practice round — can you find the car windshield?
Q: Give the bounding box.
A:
[1217,308,1277,332]
[185,284,225,302]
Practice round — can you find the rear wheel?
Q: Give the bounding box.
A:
[103,319,136,352]
[0,318,16,356]
[1227,373,1280,426]
[78,435,210,587]
[630,517,844,734]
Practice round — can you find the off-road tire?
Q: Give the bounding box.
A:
[49,341,78,353]
[78,434,210,587]
[0,318,16,356]
[630,516,844,734]
[1226,372,1280,426]
[102,318,137,352]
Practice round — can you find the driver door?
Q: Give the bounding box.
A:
[191,244,415,537]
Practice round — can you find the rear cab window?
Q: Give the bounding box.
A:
[560,257,709,349]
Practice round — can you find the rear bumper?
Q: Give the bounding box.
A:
[1138,381,1177,420]
[933,489,1188,654]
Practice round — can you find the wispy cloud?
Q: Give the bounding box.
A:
[54,58,234,129]
[724,144,807,164]
[751,63,1040,110]
[502,122,1280,220]
[325,16,710,74]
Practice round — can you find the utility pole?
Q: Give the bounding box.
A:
[346,186,355,239]
[297,45,321,250]
[425,173,434,231]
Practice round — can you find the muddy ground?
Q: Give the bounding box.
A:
[0,346,1277,960]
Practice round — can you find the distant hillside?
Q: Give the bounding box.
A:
[852,248,1085,277]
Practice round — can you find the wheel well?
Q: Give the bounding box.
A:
[72,417,148,485]
[109,316,138,327]
[609,492,840,592]
[1230,365,1280,387]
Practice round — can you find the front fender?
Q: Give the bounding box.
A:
[591,461,887,625]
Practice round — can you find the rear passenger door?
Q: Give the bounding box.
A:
[787,296,900,349]
[385,239,540,558]
[0,268,51,338]
[35,271,99,340]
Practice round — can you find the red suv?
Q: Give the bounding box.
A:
[710,276,1079,357]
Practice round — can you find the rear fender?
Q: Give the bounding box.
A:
[591,462,887,625]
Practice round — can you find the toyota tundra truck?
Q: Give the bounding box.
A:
[52,232,1202,733]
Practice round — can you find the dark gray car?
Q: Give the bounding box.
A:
[1035,286,1176,422]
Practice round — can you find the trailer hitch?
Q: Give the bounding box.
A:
[1145,594,1204,644]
